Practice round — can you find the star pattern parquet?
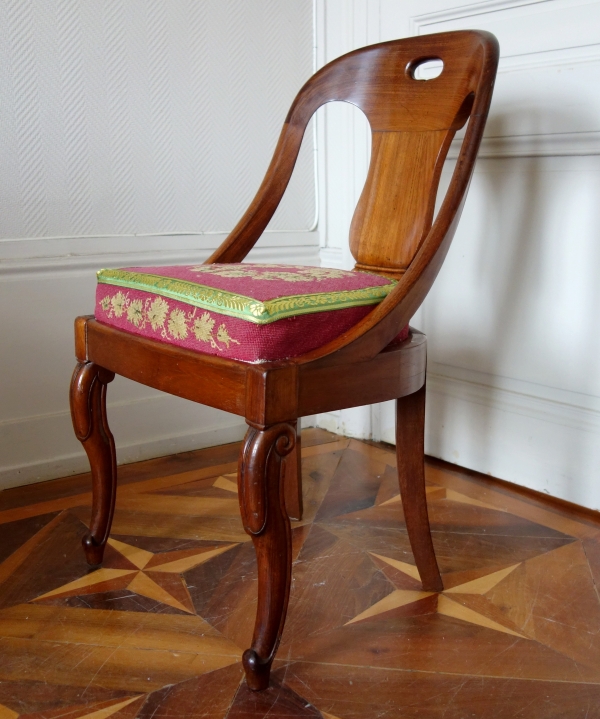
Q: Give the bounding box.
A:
[1,430,600,718]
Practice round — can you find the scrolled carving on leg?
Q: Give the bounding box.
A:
[70,362,116,566]
[238,421,296,691]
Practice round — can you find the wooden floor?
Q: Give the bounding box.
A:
[1,429,600,718]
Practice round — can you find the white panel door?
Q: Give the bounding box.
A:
[317,0,600,510]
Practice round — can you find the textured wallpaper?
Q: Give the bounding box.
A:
[0,0,315,239]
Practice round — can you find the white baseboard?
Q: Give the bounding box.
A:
[1,401,318,490]
[316,407,372,439]
[315,411,343,436]
[424,364,600,512]
[318,246,344,269]
[317,362,600,512]
[0,234,321,491]
[0,393,247,489]
[426,363,600,434]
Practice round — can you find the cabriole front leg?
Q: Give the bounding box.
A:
[238,421,295,691]
[70,362,117,566]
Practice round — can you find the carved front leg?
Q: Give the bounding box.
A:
[238,422,295,691]
[70,362,116,566]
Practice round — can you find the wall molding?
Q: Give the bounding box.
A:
[0,231,320,489]
[321,360,600,447]
[374,357,600,509]
[1,404,316,488]
[0,230,319,260]
[0,231,320,278]
[426,363,600,435]
[423,362,600,510]
[316,406,373,440]
[0,396,248,489]
[498,43,600,72]
[313,1,600,512]
[410,0,552,34]
[411,0,600,158]
[318,246,344,268]
[449,130,600,158]
[0,423,249,490]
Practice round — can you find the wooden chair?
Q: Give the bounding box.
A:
[70,30,499,691]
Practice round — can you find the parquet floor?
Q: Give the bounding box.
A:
[1,429,600,718]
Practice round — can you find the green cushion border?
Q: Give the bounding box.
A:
[97,268,396,325]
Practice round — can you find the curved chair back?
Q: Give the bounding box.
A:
[291,32,492,278]
[209,30,499,360]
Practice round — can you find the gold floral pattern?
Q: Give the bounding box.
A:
[147,297,169,331]
[167,309,188,340]
[99,292,239,352]
[111,292,128,318]
[189,311,240,349]
[193,312,216,346]
[126,299,144,327]
[216,323,240,348]
[189,264,348,283]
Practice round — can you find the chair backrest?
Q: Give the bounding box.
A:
[297,32,493,278]
[209,30,498,288]
[345,35,483,278]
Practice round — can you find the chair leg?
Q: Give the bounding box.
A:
[70,362,117,566]
[283,420,303,520]
[396,385,443,592]
[238,421,295,691]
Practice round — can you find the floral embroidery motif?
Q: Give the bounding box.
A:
[168,309,188,339]
[126,299,144,327]
[217,323,240,348]
[193,313,216,347]
[190,312,240,349]
[99,293,239,352]
[111,292,128,317]
[189,264,347,283]
[147,297,169,331]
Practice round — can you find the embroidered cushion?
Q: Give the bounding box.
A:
[95,263,407,363]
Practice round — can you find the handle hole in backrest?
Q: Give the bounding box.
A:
[408,57,444,81]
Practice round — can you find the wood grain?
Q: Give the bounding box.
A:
[396,385,443,592]
[70,362,117,566]
[69,30,500,690]
[2,434,600,715]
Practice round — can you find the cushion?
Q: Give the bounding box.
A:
[95,263,407,363]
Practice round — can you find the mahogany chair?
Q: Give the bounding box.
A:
[70,30,499,691]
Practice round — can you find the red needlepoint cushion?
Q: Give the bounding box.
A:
[95,263,407,363]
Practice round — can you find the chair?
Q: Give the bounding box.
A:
[70,30,499,691]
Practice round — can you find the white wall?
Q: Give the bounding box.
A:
[0,0,318,488]
[6,0,600,512]
[315,0,600,511]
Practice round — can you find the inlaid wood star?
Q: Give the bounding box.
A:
[379,486,505,511]
[346,552,528,638]
[0,704,19,719]
[0,695,146,719]
[1,432,599,717]
[34,537,238,614]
